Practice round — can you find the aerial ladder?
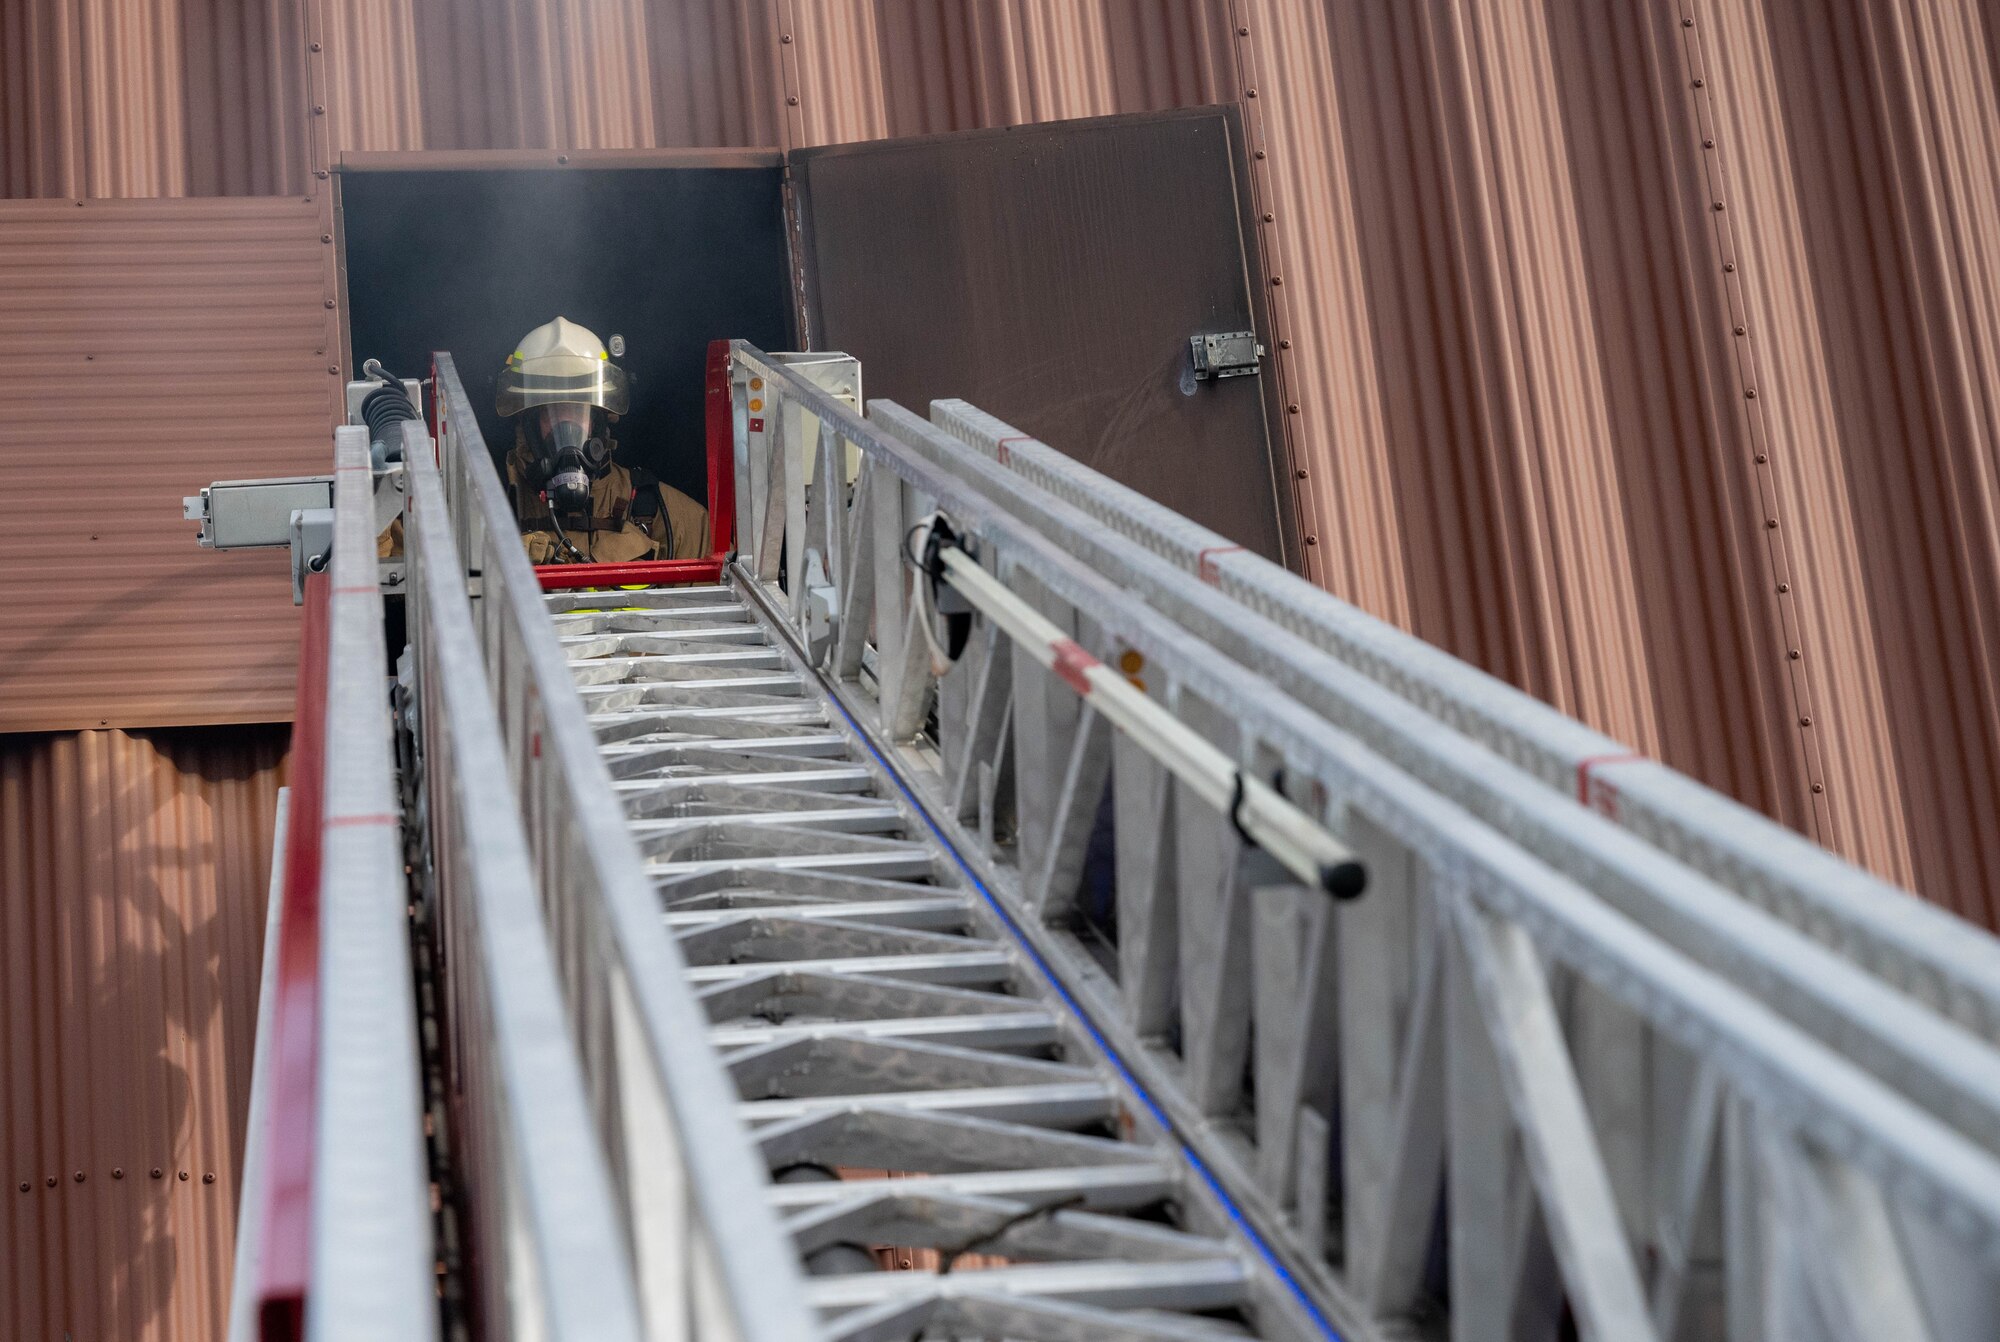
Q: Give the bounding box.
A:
[202,340,2000,1342]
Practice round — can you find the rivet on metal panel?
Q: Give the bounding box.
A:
[324,299,336,309]
[310,41,321,51]
[73,1171,84,1183]
[1238,26,1249,35]
[1724,262,1736,272]
[45,1177,55,1187]
[1746,387,1757,398]
[1704,139,1715,148]
[203,1172,215,1184]
[316,170,329,179]
[1262,212,1274,222]
[1305,535,1318,546]
[329,366,340,374]
[1271,276,1282,286]
[788,96,800,106]
[1684,16,1695,25]
[112,1168,123,1179]
[75,200,83,207]
[1766,518,1778,529]
[1713,201,1725,211]
[150,1168,162,1179]
[1288,404,1300,414]
[178,1171,188,1182]
[1789,649,1802,659]
[1800,716,1813,726]
[1295,468,1309,479]
[1255,150,1267,159]
[1812,783,1825,793]
[322,234,332,243]
[782,33,792,42]
[1247,89,1258,98]
[1693,79,1704,88]
[1279,339,1292,349]
[1778,583,1789,593]
[313,105,325,115]
[558,155,569,165]
[1734,325,1745,335]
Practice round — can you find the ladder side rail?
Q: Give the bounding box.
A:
[309,428,437,1341]
[227,788,290,1342]
[732,348,2000,1340]
[429,354,819,1342]
[878,402,2000,1160]
[404,424,647,1341]
[930,400,2000,1041]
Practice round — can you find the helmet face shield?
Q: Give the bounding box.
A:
[496,360,630,417]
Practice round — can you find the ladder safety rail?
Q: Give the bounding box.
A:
[306,428,436,1340]
[870,401,2000,1162]
[402,420,647,1340]
[931,399,2000,1042]
[729,344,2000,1340]
[429,355,819,1342]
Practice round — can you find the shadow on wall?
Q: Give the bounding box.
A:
[0,724,287,1341]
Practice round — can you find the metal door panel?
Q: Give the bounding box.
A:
[788,106,1297,567]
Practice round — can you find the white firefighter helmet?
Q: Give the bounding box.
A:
[496,315,630,417]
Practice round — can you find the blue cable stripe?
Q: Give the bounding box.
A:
[820,690,1347,1342]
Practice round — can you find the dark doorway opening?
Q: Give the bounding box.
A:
[338,162,794,507]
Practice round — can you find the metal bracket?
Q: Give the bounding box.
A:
[803,548,838,666]
[185,476,334,549]
[290,507,334,605]
[1189,331,1264,381]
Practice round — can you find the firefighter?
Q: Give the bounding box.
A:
[496,316,709,564]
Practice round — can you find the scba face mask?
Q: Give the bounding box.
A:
[535,403,612,513]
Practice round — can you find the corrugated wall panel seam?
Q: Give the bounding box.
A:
[1,725,287,1342]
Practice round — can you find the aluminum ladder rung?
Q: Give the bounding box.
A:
[550,580,1323,1342]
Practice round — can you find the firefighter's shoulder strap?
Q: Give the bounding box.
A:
[628,467,663,522]
[628,467,675,557]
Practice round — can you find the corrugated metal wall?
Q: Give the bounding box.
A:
[0,195,340,734]
[1,725,287,1342]
[0,2,1996,1333]
[0,0,1994,1035]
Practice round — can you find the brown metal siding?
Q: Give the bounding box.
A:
[0,196,340,734]
[1,2,1996,905]
[0,0,308,199]
[1,724,287,1342]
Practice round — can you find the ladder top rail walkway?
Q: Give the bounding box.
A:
[930,398,2000,1040]
[304,428,436,1340]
